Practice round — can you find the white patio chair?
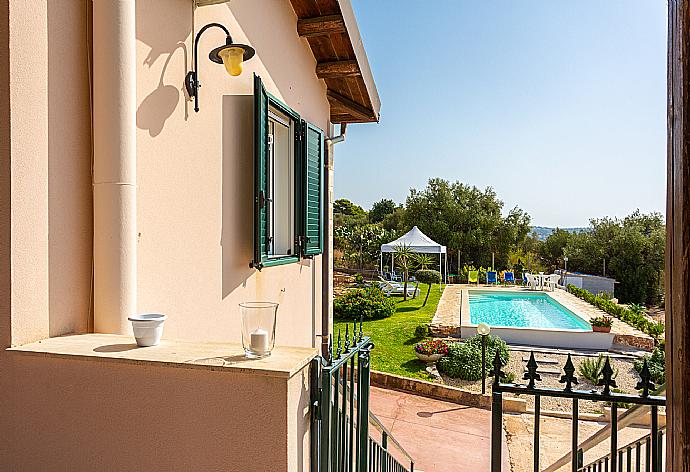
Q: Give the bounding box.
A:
[525,273,539,290]
[545,274,560,291]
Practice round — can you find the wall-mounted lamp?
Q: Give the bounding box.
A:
[185,23,255,113]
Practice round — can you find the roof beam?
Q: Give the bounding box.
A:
[297,14,346,37]
[327,89,374,120]
[316,60,361,79]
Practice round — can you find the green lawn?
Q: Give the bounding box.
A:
[333,284,445,381]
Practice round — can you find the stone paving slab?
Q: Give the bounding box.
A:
[370,386,510,471]
[429,285,462,337]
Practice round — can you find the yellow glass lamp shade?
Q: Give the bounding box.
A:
[209,41,255,78]
[219,47,245,76]
[477,322,491,336]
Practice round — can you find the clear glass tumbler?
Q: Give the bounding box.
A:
[239,302,278,358]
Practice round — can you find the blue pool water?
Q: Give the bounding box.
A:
[469,291,592,331]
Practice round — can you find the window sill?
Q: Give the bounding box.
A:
[7,333,318,379]
[260,255,300,268]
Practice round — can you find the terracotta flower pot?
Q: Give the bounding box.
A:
[415,352,443,363]
[592,325,611,333]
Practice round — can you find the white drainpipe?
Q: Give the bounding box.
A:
[92,0,137,334]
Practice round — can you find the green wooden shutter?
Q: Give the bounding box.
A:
[252,74,269,268]
[302,121,324,256]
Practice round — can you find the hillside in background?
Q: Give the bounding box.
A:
[531,226,588,241]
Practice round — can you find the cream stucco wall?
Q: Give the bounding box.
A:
[1,0,330,350]
[0,350,312,471]
[1,1,331,470]
[1,0,93,348]
[135,0,330,348]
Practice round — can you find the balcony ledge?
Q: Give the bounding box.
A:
[7,333,318,379]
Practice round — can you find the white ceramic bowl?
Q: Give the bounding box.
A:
[128,313,167,347]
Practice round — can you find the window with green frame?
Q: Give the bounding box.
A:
[252,74,324,269]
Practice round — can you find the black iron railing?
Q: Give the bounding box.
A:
[368,411,415,472]
[580,428,665,472]
[490,351,666,472]
[310,321,414,472]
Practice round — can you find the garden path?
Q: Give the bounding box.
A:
[370,386,510,471]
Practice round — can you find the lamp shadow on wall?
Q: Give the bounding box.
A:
[136,44,188,137]
[136,0,192,136]
[221,95,255,298]
[136,0,192,67]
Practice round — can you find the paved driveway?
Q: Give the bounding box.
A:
[369,386,510,471]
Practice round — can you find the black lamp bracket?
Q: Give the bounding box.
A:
[185,23,232,113]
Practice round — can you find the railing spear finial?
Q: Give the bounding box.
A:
[523,351,542,389]
[559,354,579,392]
[336,329,342,359]
[490,350,506,385]
[634,358,655,397]
[596,356,617,396]
[359,315,364,341]
[344,324,350,351]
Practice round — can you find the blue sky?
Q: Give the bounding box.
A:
[336,1,667,227]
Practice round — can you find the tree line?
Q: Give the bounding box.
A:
[334,178,665,305]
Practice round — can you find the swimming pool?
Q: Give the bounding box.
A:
[469,291,592,331]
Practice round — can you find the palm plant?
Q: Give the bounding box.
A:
[394,244,415,301]
[578,354,618,384]
[413,253,433,270]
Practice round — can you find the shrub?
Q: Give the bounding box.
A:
[415,269,441,285]
[590,315,614,328]
[354,273,365,286]
[438,335,509,381]
[628,303,645,316]
[567,285,664,341]
[414,339,449,355]
[414,324,431,339]
[578,354,618,384]
[334,286,396,321]
[634,346,665,385]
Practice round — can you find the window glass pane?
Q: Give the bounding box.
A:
[267,106,294,257]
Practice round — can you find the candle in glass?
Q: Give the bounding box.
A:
[250,328,269,353]
[239,302,278,358]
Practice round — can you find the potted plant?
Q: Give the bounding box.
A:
[590,315,614,333]
[414,339,448,363]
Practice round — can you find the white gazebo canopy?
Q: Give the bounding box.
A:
[381,226,446,254]
[380,226,447,282]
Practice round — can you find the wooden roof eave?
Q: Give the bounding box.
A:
[291,0,380,124]
[336,0,380,122]
[197,0,380,124]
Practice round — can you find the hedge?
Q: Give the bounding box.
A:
[566,285,664,340]
[334,286,396,321]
